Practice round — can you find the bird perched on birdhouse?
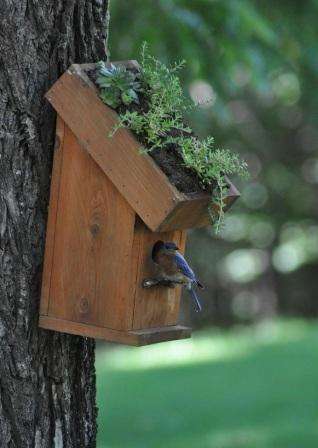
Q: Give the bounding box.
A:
[143,240,204,312]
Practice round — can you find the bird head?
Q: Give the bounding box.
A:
[164,242,179,251]
[152,240,179,261]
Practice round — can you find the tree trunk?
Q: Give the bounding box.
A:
[0,1,110,446]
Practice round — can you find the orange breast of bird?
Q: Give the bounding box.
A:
[155,252,179,275]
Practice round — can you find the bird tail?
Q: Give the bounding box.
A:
[188,287,202,313]
[196,280,204,289]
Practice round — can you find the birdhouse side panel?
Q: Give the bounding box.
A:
[45,124,136,331]
[131,221,187,330]
[40,116,65,316]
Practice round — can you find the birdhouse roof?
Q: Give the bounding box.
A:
[46,62,239,232]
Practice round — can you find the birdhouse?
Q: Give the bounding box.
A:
[39,61,240,346]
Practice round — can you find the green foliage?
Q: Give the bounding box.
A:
[96,62,142,108]
[100,46,248,232]
[111,44,192,150]
[140,43,189,116]
[177,136,248,232]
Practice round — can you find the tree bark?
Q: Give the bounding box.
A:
[0,1,109,446]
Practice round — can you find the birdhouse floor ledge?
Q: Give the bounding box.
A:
[39,316,191,346]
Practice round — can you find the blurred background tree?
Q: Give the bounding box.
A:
[108,0,318,328]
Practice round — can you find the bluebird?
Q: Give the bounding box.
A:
[151,240,203,312]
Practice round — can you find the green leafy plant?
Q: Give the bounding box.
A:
[96,62,142,108]
[98,45,248,232]
[177,136,248,232]
[109,45,192,149]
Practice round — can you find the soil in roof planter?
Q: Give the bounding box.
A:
[93,45,248,232]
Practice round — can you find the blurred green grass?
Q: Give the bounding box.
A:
[96,320,318,448]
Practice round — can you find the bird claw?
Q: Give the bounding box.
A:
[162,280,176,288]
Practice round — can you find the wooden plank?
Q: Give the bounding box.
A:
[39,316,140,345]
[131,325,191,346]
[158,193,211,232]
[47,125,136,331]
[158,179,240,231]
[131,221,187,330]
[40,116,65,315]
[45,65,181,232]
[39,316,191,346]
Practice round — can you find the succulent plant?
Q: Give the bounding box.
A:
[97,62,142,108]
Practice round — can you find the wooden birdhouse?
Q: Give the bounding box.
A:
[39,61,240,346]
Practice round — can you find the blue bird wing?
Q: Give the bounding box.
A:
[173,252,196,281]
[173,252,203,312]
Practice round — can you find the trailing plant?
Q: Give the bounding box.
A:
[96,62,142,108]
[176,136,248,232]
[98,45,248,232]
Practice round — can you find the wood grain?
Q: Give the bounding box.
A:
[131,220,187,329]
[40,116,65,315]
[39,316,191,346]
[47,124,136,331]
[158,178,240,231]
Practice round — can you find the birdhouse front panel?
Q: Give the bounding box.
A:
[39,116,190,345]
[41,118,136,331]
